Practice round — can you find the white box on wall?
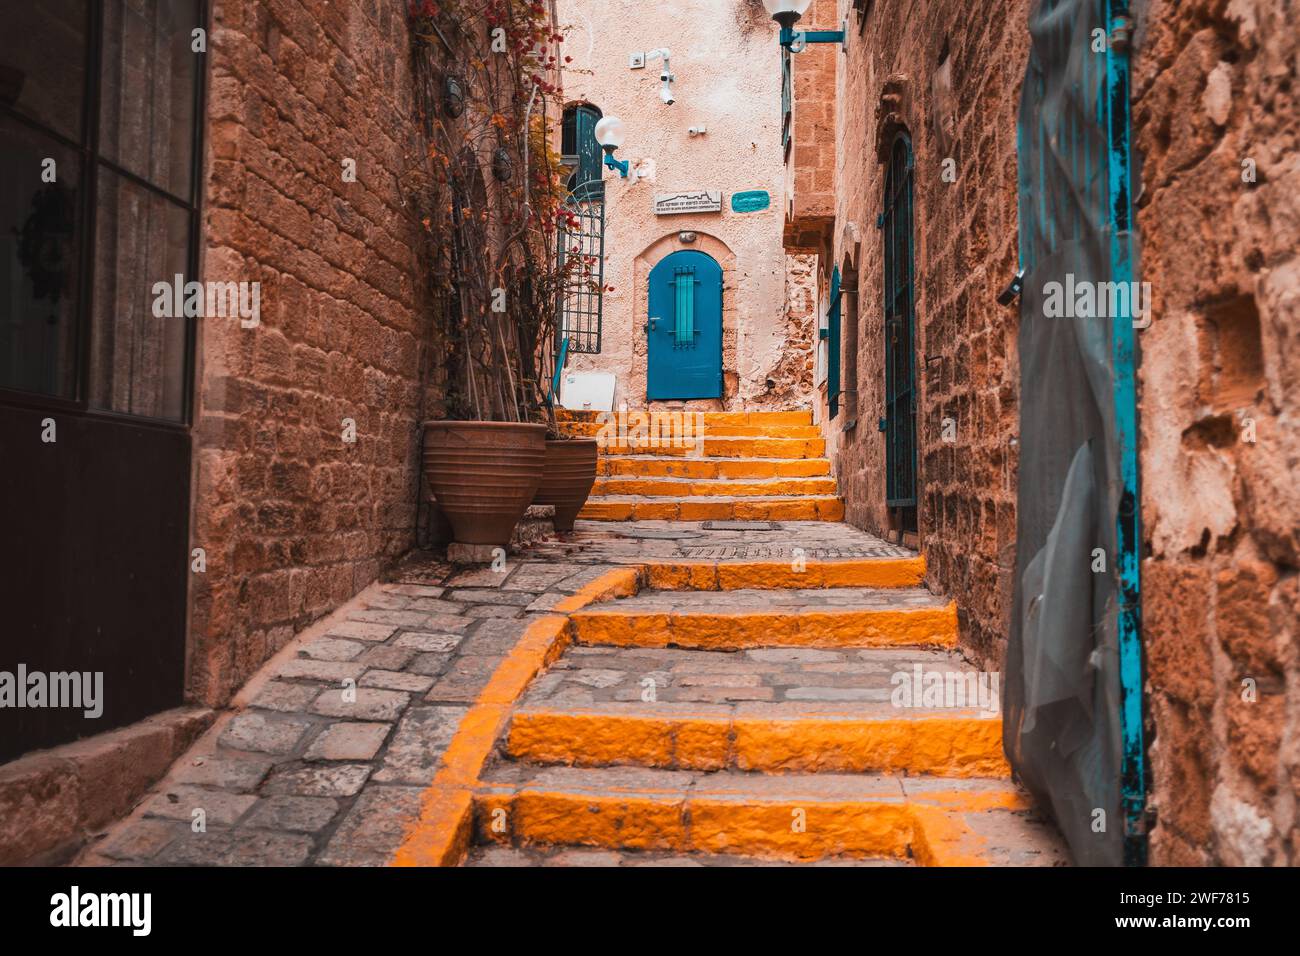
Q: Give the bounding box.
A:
[558,371,617,412]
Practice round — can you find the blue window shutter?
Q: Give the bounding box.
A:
[673,266,696,345]
[828,266,841,418]
[574,106,603,187]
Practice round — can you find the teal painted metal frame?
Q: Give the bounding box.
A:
[548,335,570,408]
[603,153,629,178]
[1104,0,1148,867]
[820,266,842,418]
[780,48,792,149]
[779,27,846,48]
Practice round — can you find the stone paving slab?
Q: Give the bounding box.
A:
[587,586,947,611]
[75,557,622,868]
[476,763,911,801]
[520,645,994,712]
[530,522,913,562]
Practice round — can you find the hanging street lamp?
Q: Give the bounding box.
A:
[593,115,630,178]
[761,0,846,52]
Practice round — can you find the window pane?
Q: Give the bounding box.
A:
[0,0,87,142]
[90,167,189,421]
[0,116,81,399]
[99,0,200,201]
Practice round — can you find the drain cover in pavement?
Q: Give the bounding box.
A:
[700,521,783,531]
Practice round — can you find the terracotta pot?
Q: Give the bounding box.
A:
[422,421,547,546]
[533,438,599,532]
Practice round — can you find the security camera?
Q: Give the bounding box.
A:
[646,49,675,106]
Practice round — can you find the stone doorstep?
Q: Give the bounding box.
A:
[0,706,215,866]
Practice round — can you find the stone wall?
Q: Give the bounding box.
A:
[778,253,818,408]
[1132,0,1300,866]
[782,0,837,250]
[824,0,1299,866]
[188,0,434,707]
[825,0,1029,664]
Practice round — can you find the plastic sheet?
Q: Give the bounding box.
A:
[1004,0,1139,867]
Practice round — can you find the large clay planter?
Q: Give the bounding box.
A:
[533,438,599,532]
[422,421,547,546]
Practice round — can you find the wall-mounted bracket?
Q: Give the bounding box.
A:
[780,21,847,53]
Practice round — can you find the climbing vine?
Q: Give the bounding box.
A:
[404,0,589,426]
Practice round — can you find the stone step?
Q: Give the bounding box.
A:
[557,409,814,427]
[599,456,833,479]
[507,645,1006,776]
[595,437,826,459]
[592,476,839,497]
[566,587,957,649]
[471,765,1068,865]
[464,845,912,866]
[641,558,926,590]
[560,421,823,440]
[577,495,846,522]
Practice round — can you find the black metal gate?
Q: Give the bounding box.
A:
[880,133,917,526]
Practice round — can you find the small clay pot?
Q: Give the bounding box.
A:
[532,438,599,532]
[422,421,547,546]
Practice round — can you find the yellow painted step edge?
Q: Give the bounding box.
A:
[471,787,1026,865]
[506,710,1010,777]
[569,604,959,650]
[592,477,839,497]
[578,497,846,522]
[599,457,833,479]
[642,557,926,590]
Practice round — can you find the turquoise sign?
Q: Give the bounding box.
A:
[730,190,770,213]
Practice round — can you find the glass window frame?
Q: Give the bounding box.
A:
[0,0,208,429]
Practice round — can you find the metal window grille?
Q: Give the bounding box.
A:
[555,178,604,354]
[672,266,697,346]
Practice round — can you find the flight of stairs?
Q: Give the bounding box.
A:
[463,559,1069,867]
[557,408,845,522]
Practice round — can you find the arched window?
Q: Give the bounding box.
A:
[561,103,603,193]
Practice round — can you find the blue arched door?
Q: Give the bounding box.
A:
[646,250,722,400]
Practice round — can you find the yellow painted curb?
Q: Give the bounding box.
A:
[390,567,638,868]
[569,604,959,649]
[505,710,1009,777]
[550,567,640,613]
